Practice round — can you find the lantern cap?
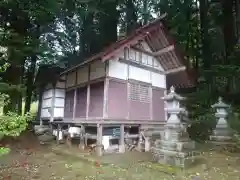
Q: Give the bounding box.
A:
[211,97,229,108]
[162,86,185,101]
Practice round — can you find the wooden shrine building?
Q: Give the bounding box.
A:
[35,13,195,155]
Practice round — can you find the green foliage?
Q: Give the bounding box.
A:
[0,93,33,156]
[228,111,240,149]
[0,112,32,137]
[184,87,217,142]
[187,113,216,142]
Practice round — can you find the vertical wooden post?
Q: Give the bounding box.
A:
[127,64,130,119]
[103,78,109,118]
[164,90,168,121]
[79,125,85,150]
[149,86,153,120]
[119,124,125,153]
[138,126,143,152]
[86,85,90,119]
[96,124,103,156]
[37,86,43,125]
[86,64,90,119]
[50,83,56,122]
[56,124,60,145]
[66,124,72,147]
[72,89,77,120]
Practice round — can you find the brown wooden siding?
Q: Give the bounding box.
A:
[107,80,128,119]
[75,87,87,118]
[88,82,104,117]
[64,90,74,118]
[152,88,165,120]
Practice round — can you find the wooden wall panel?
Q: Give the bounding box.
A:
[90,60,105,80]
[66,71,76,88]
[88,82,104,117]
[77,66,88,84]
[64,90,74,118]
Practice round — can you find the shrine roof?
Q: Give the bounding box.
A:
[61,13,196,89]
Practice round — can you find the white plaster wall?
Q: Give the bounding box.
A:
[107,40,167,88]
[55,98,64,107]
[66,71,76,88]
[55,89,65,98]
[41,88,65,119]
[41,109,50,118]
[43,89,53,99]
[42,98,52,108]
[90,60,105,80]
[54,108,64,117]
[129,66,151,83]
[77,66,88,84]
[108,60,128,80]
[151,72,166,89]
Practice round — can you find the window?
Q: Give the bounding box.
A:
[129,83,150,103]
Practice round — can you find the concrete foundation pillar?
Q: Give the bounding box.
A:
[119,124,125,153]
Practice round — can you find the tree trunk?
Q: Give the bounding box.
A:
[199,0,210,69]
[222,0,236,64]
[126,0,138,35]
[143,0,148,25]
[99,0,118,49]
[24,55,37,114]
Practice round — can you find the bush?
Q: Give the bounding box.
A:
[228,111,240,149]
[187,113,216,142]
[0,93,33,156]
[0,112,33,137]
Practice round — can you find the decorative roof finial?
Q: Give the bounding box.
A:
[170,86,175,93]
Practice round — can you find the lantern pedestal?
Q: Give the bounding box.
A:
[152,86,198,168]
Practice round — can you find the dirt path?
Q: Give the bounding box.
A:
[1,132,240,180]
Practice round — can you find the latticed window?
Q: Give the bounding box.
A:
[129,83,150,103]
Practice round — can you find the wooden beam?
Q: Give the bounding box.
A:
[103,62,109,118]
[86,64,91,119]
[59,118,165,125]
[50,83,56,122]
[72,89,77,120]
[131,44,175,57]
[103,78,109,118]
[126,59,130,120]
[149,86,153,120]
[165,66,186,74]
[152,45,175,56]
[86,85,90,119]
[37,86,44,125]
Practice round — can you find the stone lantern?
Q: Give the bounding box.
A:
[152,86,196,168]
[210,97,231,143]
[163,86,185,125]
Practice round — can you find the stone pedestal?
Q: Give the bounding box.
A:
[152,86,197,168]
[210,97,232,145]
